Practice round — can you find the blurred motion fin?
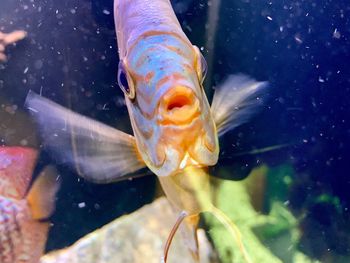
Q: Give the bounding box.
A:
[25,91,146,183]
[211,74,268,137]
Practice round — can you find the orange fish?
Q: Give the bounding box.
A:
[0,147,60,263]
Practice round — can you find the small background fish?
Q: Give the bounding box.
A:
[0,146,60,263]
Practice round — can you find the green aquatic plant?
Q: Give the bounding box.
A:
[205,165,318,263]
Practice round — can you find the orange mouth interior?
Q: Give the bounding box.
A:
[166,94,192,111]
[160,86,200,125]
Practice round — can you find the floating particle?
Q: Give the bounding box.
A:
[20,139,28,146]
[318,76,325,83]
[333,28,341,39]
[103,9,110,15]
[267,16,273,21]
[294,34,303,44]
[78,202,86,208]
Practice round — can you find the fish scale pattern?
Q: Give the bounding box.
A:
[0,195,48,263]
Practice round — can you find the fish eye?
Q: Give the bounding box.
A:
[194,45,207,85]
[117,60,135,100]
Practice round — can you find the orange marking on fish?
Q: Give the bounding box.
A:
[144,71,155,84]
[164,44,187,58]
[182,63,194,74]
[155,72,184,90]
[126,30,192,58]
[135,46,158,68]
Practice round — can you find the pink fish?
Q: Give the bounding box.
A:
[25,0,268,262]
[0,147,60,263]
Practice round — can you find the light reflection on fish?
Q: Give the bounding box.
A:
[0,147,60,263]
[25,0,268,261]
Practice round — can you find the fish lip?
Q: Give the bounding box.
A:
[156,83,201,125]
[157,110,200,126]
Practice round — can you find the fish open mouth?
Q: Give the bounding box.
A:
[166,94,192,111]
[158,85,200,125]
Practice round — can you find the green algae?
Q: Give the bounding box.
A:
[205,165,317,263]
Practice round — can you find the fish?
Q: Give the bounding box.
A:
[25,0,268,262]
[0,146,60,263]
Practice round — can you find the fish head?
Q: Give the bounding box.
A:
[117,43,219,177]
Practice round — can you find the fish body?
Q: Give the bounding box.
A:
[114,0,219,177]
[25,0,268,261]
[0,147,59,263]
[0,196,49,263]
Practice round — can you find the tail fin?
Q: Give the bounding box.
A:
[209,206,252,263]
[27,166,60,220]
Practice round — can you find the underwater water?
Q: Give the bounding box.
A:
[0,0,349,262]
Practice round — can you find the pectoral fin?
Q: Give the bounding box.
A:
[27,166,60,220]
[25,91,147,183]
[211,74,268,136]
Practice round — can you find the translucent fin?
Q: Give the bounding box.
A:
[27,166,60,220]
[25,91,146,183]
[211,74,268,137]
[232,143,290,156]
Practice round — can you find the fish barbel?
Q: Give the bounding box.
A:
[25,0,268,261]
[0,147,60,263]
